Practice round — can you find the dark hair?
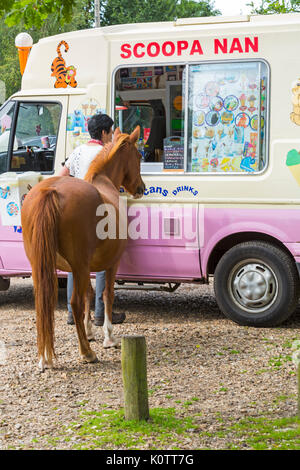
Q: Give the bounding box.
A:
[88,113,114,140]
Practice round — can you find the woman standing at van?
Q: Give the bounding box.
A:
[59,113,126,326]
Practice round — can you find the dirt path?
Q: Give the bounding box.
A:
[0,278,299,449]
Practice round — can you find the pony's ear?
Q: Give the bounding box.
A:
[130,125,140,144]
[113,127,121,144]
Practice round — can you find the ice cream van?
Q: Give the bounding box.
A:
[1,12,300,327]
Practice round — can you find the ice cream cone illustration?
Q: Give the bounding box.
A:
[17,48,32,75]
[15,33,33,76]
[286,149,300,185]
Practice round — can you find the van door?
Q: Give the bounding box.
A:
[113,64,201,282]
[117,200,200,282]
[0,95,68,273]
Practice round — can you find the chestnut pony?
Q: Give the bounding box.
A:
[21,127,145,370]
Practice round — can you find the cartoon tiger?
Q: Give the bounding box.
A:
[51,40,77,89]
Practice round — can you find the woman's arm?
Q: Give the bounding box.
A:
[58,165,70,176]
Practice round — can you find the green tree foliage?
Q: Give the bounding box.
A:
[1,0,220,29]
[0,0,220,100]
[100,0,220,26]
[1,1,74,29]
[248,0,300,14]
[0,1,94,101]
[0,22,23,102]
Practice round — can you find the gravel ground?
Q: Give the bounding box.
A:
[0,277,300,450]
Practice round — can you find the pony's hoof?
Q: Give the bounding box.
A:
[38,357,53,372]
[103,336,119,349]
[87,335,96,342]
[80,351,99,363]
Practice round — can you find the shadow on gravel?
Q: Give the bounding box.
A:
[1,278,300,328]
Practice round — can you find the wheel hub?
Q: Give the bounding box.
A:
[230,261,278,313]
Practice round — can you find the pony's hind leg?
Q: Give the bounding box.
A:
[71,271,98,363]
[102,265,119,349]
[84,281,95,341]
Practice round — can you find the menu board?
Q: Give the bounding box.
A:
[163,137,184,171]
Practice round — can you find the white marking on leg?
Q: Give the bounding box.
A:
[84,311,95,341]
[38,350,53,372]
[38,356,45,372]
[103,315,118,348]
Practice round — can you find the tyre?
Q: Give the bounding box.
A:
[214,241,300,327]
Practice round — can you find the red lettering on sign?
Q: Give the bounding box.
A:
[120,36,259,59]
[214,38,227,54]
[245,36,258,53]
[190,40,203,56]
[177,40,189,55]
[147,42,160,57]
[162,41,176,56]
[133,43,145,58]
[120,43,131,59]
[229,38,243,53]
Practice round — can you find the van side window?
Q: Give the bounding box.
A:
[187,61,268,173]
[114,65,185,173]
[0,101,16,173]
[10,102,61,173]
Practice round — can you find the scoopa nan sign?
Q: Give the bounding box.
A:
[120,37,259,59]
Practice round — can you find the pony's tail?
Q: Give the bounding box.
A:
[30,187,60,368]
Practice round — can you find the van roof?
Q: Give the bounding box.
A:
[36,12,300,43]
[18,12,300,94]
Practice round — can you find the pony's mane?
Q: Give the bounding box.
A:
[84,133,130,183]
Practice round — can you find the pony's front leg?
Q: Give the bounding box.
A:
[102,265,119,349]
[84,281,95,341]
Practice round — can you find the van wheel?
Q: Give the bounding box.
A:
[214,241,300,327]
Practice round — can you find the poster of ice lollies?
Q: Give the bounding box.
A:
[188,61,267,173]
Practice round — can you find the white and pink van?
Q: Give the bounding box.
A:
[1,12,300,327]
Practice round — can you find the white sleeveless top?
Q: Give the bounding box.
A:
[65,144,103,179]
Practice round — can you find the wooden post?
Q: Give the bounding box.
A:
[298,363,300,419]
[121,335,149,421]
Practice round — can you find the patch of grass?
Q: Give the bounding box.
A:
[148,386,161,396]
[255,369,268,375]
[268,354,292,370]
[224,416,300,450]
[67,406,197,450]
[35,405,300,450]
[282,338,298,349]
[219,386,228,393]
[183,400,193,408]
[272,395,292,405]
[76,400,89,407]
[221,347,240,355]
